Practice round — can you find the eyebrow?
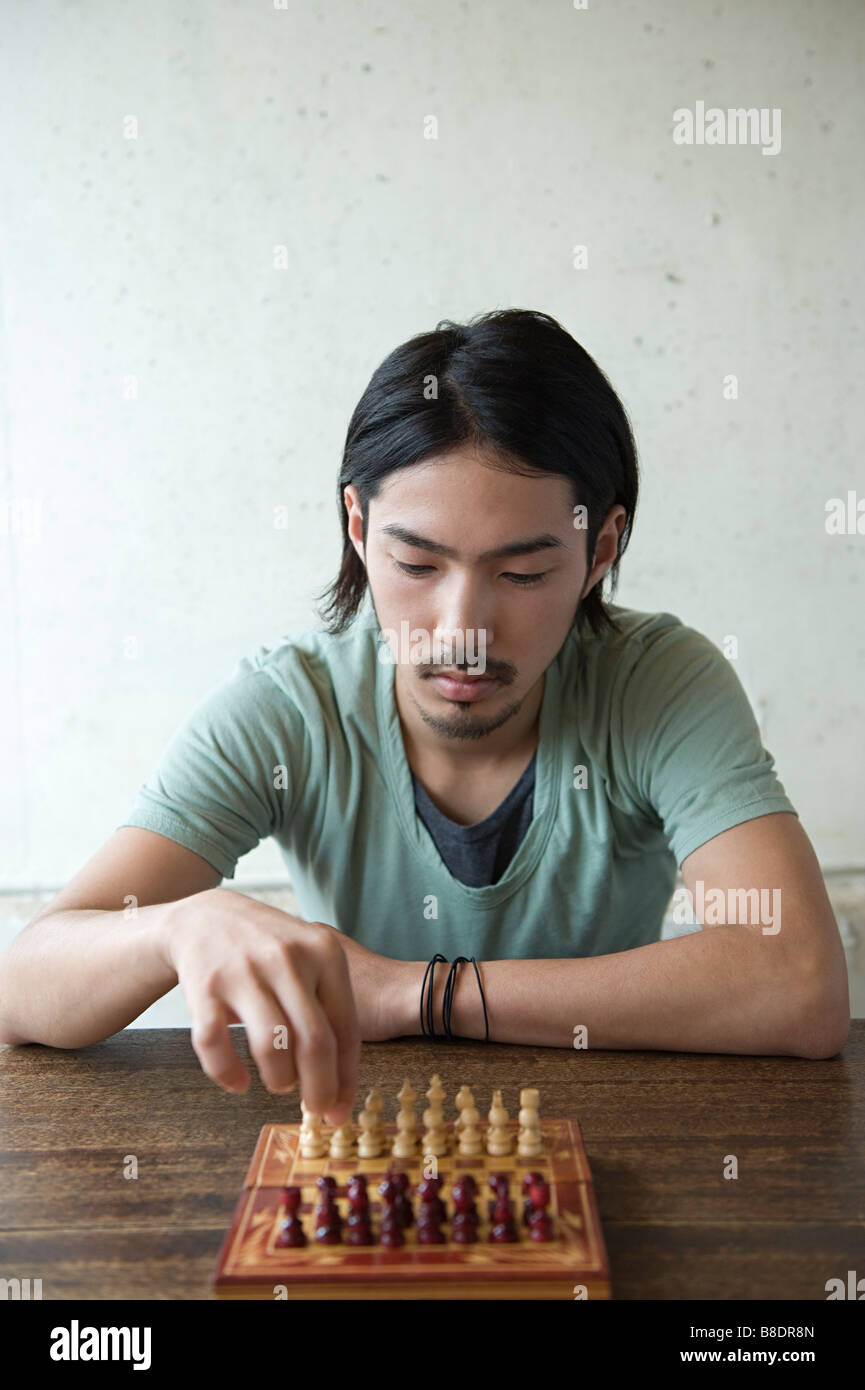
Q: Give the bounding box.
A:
[380,523,566,562]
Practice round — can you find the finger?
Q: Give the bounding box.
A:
[187,996,250,1093]
[257,954,343,1117]
[313,939,361,1123]
[226,972,301,1095]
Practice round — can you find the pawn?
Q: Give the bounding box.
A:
[457,1103,483,1157]
[345,1208,374,1246]
[451,1178,479,1245]
[521,1170,545,1226]
[528,1208,555,1243]
[486,1089,513,1156]
[527,1176,554,1243]
[379,1186,404,1249]
[380,1216,404,1248]
[452,1176,479,1222]
[329,1120,357,1160]
[489,1192,518,1244]
[346,1175,370,1217]
[346,1220,373,1245]
[357,1107,382,1159]
[313,1177,342,1244]
[517,1087,543,1159]
[299,1100,327,1159]
[358,1090,385,1159]
[390,1170,414,1228]
[274,1185,307,1248]
[416,1207,446,1244]
[417,1176,447,1225]
[313,1207,343,1244]
[459,1173,479,1199]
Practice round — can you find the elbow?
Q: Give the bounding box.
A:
[784,970,851,1060]
[795,1011,850,1059]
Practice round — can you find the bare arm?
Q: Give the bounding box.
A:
[0,901,187,1048]
[0,827,361,1121]
[415,815,851,1059]
[0,827,222,1047]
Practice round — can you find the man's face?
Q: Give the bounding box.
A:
[347,447,591,742]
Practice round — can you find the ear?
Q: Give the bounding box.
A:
[582,505,626,596]
[343,484,365,563]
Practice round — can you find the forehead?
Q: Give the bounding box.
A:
[371,450,575,518]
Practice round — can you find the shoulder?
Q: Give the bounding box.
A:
[231,614,382,712]
[566,604,729,709]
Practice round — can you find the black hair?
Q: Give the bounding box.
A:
[317,307,639,640]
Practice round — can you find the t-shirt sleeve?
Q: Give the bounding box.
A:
[617,621,798,868]
[116,663,302,880]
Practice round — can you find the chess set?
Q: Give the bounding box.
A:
[213,1076,610,1299]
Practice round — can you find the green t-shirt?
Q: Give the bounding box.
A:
[118,605,797,961]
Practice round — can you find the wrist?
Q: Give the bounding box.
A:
[152,886,217,975]
[393,961,425,1037]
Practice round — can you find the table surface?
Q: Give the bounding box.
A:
[1,1025,863,1300]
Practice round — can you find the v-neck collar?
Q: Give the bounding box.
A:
[375,646,565,906]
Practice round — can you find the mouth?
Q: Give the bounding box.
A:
[429,672,500,703]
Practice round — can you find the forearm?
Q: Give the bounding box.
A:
[413,928,820,1056]
[0,904,181,1049]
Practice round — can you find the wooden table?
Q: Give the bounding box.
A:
[1,1025,862,1300]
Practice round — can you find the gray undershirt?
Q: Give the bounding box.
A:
[411,752,537,887]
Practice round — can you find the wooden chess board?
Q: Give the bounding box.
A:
[213,1118,610,1299]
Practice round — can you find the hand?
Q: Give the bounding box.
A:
[157,887,360,1123]
[311,923,417,1043]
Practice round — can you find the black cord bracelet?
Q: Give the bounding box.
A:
[420,953,448,1039]
[442,956,489,1042]
[420,953,489,1043]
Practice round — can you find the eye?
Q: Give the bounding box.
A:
[503,572,549,586]
[394,561,434,577]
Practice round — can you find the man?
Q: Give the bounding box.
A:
[0,309,849,1125]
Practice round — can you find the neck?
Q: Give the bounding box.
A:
[394,667,545,782]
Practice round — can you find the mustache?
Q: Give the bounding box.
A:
[422,663,516,683]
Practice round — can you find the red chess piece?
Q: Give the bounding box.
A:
[313,1189,343,1244]
[390,1171,414,1229]
[488,1172,510,1219]
[417,1177,447,1225]
[526,1176,553,1242]
[451,1210,478,1244]
[346,1214,374,1245]
[275,1192,306,1248]
[380,1213,404,1248]
[347,1177,370,1218]
[521,1171,545,1224]
[275,1184,308,1248]
[282,1185,303,1214]
[528,1178,551,1210]
[451,1179,479,1235]
[379,1177,404,1247]
[416,1212,446,1244]
[490,1193,518,1244]
[528,1208,554,1242]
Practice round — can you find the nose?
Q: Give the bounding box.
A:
[434,574,494,667]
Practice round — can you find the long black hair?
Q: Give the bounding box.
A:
[317,307,639,640]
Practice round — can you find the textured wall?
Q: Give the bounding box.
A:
[1,0,862,895]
